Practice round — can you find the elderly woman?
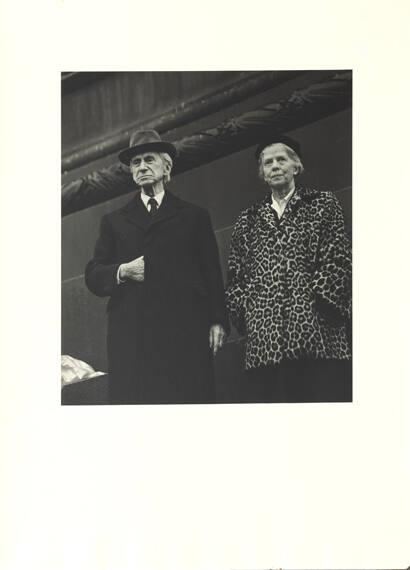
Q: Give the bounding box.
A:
[226,136,352,402]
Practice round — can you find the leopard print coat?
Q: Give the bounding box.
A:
[226,187,352,370]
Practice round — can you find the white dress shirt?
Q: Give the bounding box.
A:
[140,189,165,211]
[270,187,295,219]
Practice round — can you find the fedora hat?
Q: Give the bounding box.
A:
[118,129,177,166]
[255,135,302,161]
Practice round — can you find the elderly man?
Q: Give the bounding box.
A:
[85,129,228,404]
[226,136,352,402]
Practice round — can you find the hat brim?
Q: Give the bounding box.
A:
[119,141,177,166]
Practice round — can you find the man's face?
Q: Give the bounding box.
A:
[260,144,297,190]
[129,152,167,188]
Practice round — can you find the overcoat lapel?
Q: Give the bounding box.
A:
[256,193,277,230]
[149,191,181,228]
[279,186,303,225]
[255,187,304,229]
[121,191,182,231]
[123,193,151,230]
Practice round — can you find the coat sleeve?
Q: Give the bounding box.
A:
[197,209,230,333]
[225,215,248,335]
[84,215,122,298]
[312,193,352,320]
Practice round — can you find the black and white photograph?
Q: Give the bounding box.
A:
[61,70,352,405]
[2,0,410,568]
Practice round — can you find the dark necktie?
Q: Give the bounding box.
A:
[148,198,158,215]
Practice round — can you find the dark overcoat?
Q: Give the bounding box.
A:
[226,187,352,371]
[85,191,228,404]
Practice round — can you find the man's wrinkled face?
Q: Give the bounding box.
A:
[260,144,298,190]
[130,152,167,188]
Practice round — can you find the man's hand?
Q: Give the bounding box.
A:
[120,256,145,282]
[209,324,226,356]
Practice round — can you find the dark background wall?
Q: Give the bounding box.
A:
[62,71,251,153]
[61,71,351,402]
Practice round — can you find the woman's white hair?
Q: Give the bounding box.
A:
[258,143,304,179]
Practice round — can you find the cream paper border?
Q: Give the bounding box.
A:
[1,0,409,569]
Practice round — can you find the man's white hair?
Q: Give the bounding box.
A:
[258,143,304,180]
[159,152,173,184]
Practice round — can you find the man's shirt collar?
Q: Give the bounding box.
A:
[140,189,165,210]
